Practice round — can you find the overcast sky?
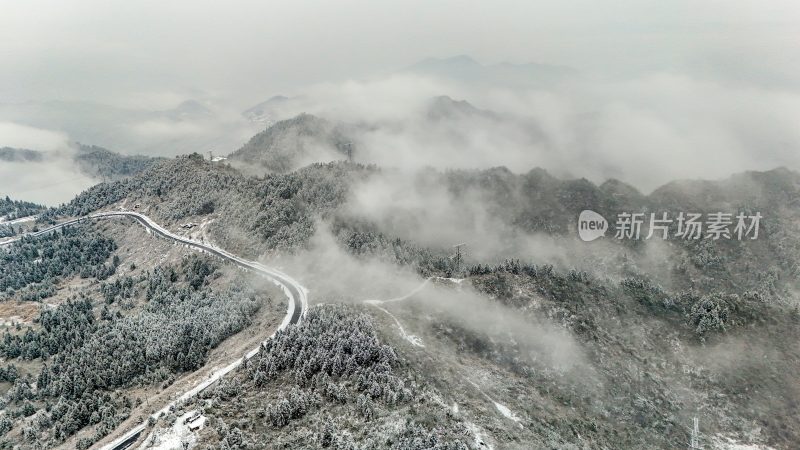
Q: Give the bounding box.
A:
[0,0,798,203]
[2,0,798,108]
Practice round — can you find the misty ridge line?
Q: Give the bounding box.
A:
[3,53,800,204]
[223,56,800,192]
[30,141,797,294]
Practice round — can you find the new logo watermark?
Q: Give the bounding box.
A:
[577,210,762,241]
[578,210,608,241]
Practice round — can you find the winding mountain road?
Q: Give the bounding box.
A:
[0,210,308,450]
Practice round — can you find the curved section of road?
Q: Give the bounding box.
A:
[0,211,308,450]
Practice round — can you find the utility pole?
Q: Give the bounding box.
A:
[689,417,700,449]
[453,243,466,274]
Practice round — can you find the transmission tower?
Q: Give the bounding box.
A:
[689,417,700,449]
[343,142,353,162]
[452,243,466,274]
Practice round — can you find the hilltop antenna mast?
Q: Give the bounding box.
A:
[343,142,353,162]
[453,243,466,274]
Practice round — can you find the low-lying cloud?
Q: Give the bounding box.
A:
[0,121,96,205]
[265,221,594,375]
[0,160,95,206]
[263,68,800,192]
[0,122,69,153]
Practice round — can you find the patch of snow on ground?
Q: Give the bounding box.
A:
[434,277,465,284]
[362,280,433,347]
[466,378,524,429]
[430,393,448,408]
[465,422,493,449]
[0,315,23,327]
[493,401,523,427]
[137,410,206,449]
[368,303,424,347]
[710,434,775,450]
[0,215,36,225]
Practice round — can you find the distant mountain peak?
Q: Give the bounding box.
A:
[428,95,475,109]
[242,95,294,123]
[414,54,480,66]
[175,99,207,111]
[425,95,502,123]
[0,147,44,163]
[426,95,484,119]
[161,99,213,120]
[408,55,483,74]
[229,113,351,172]
[599,178,644,200]
[405,55,577,86]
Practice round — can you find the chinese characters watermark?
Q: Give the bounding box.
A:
[578,210,762,242]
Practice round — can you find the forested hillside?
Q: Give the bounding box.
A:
[0,144,160,190]
[0,148,44,163]
[41,152,800,289]
[0,224,117,301]
[73,144,163,181]
[0,197,45,221]
[42,154,375,255]
[228,114,352,173]
[0,222,278,449]
[170,305,473,449]
[450,259,800,447]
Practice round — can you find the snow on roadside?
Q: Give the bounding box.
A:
[0,215,36,225]
[433,276,465,284]
[137,410,206,450]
